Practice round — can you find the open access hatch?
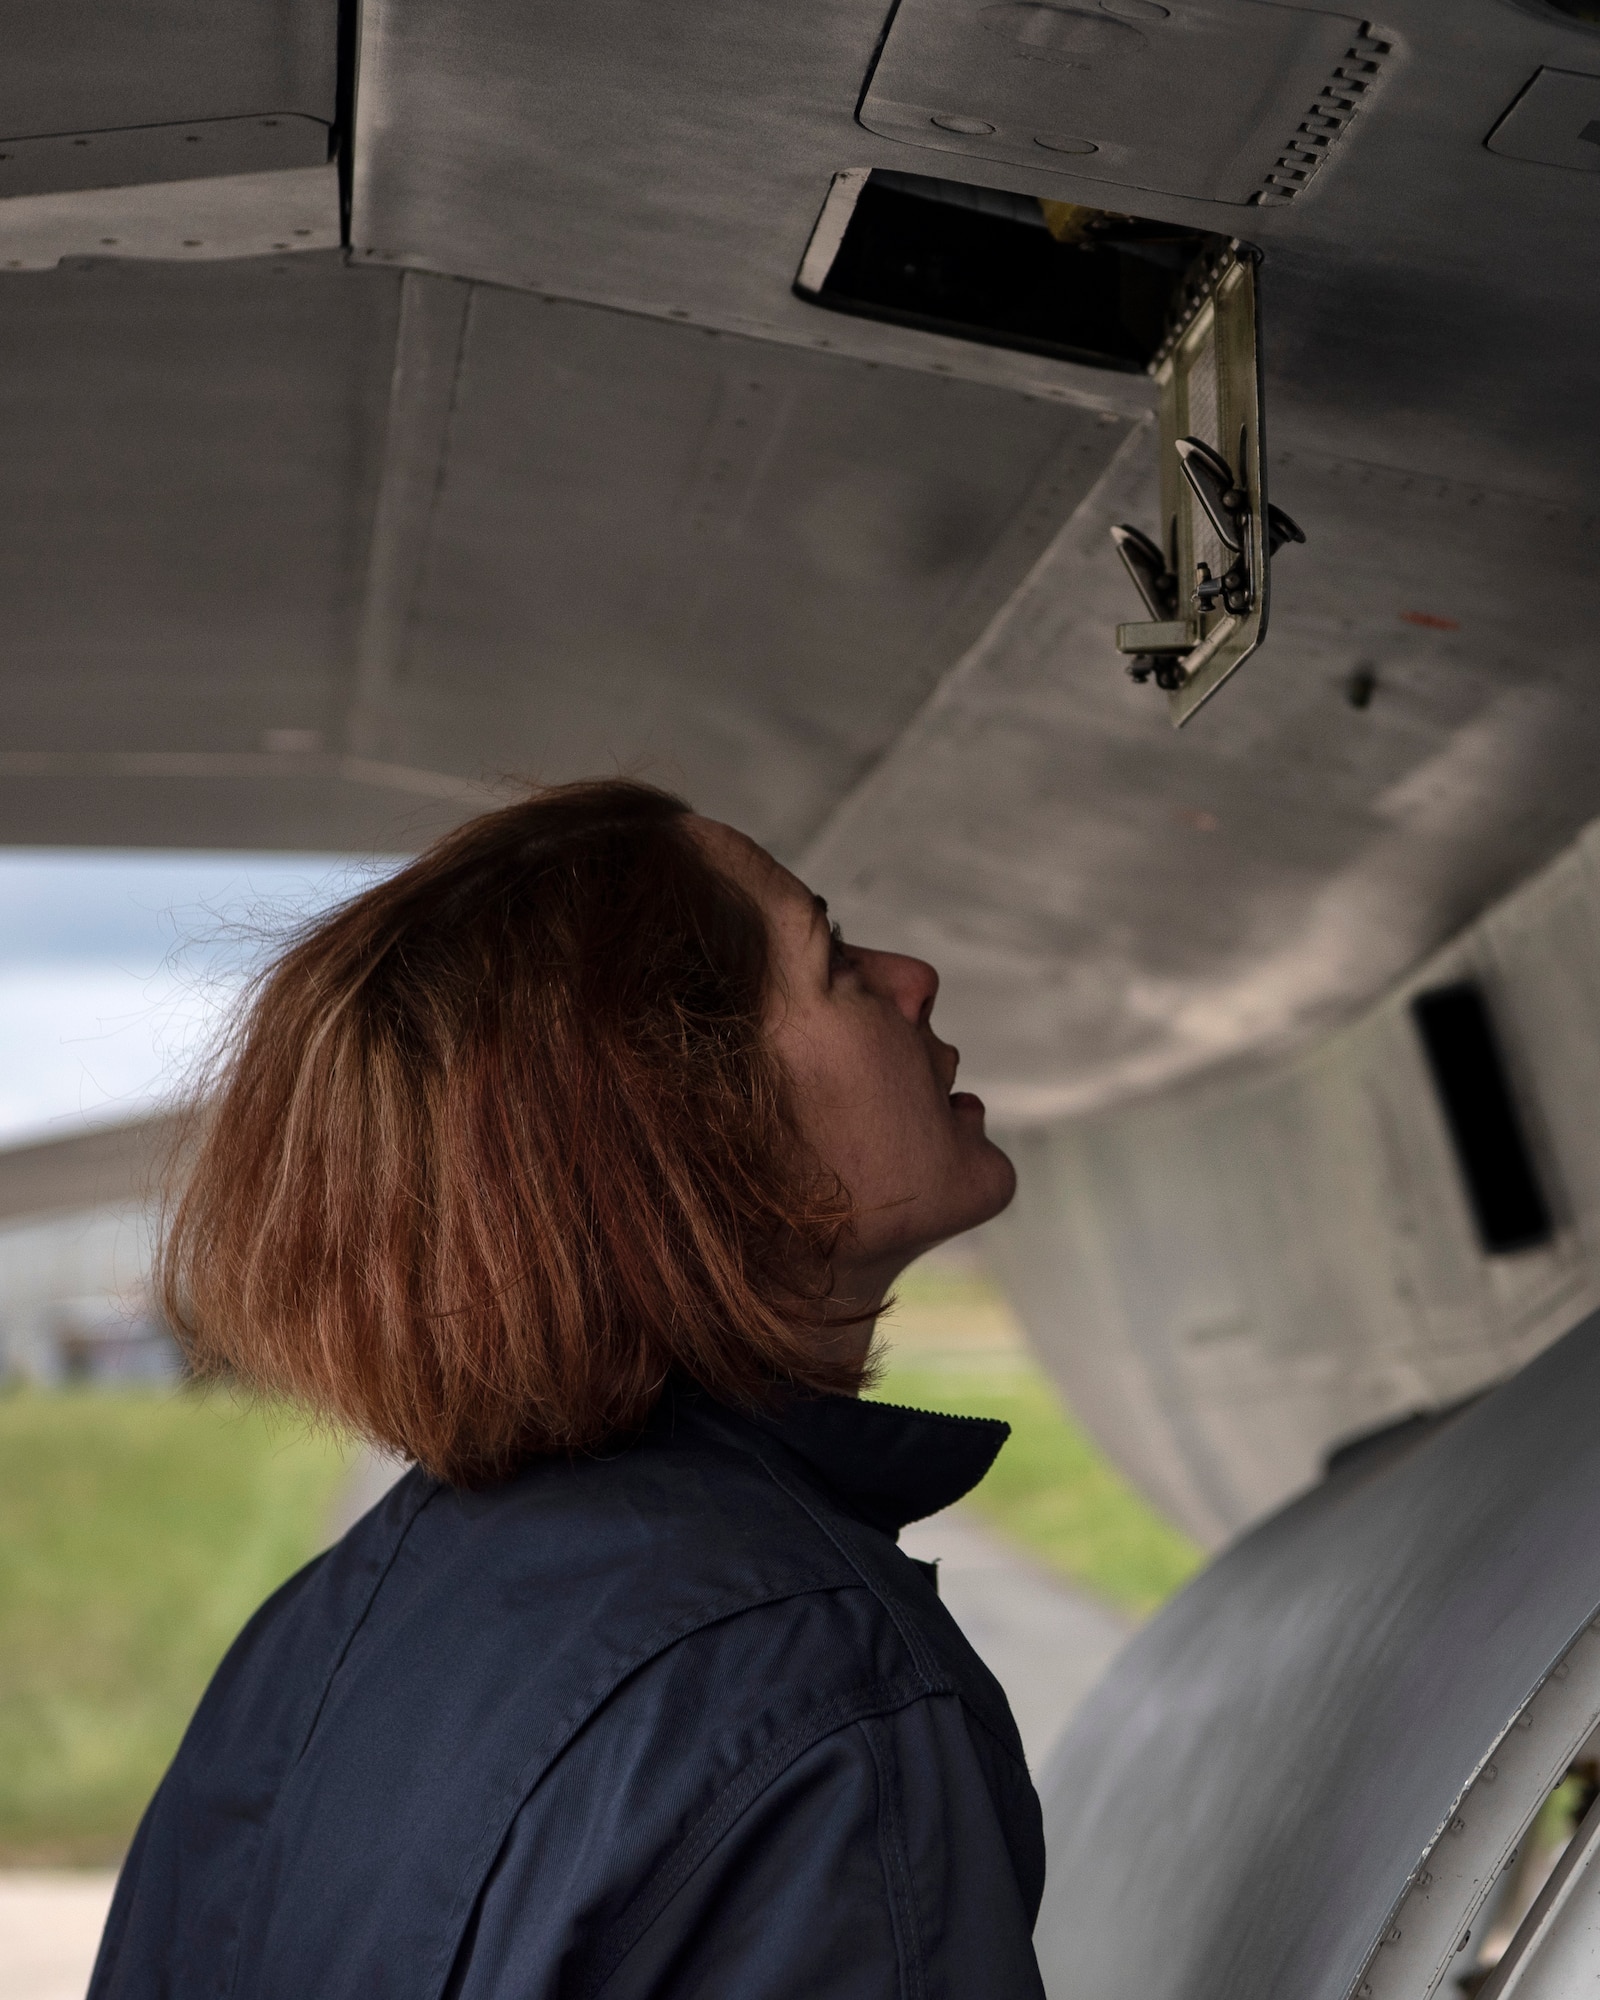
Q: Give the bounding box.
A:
[795,170,1306,724]
[794,167,1226,372]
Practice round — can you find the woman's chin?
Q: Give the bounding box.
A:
[944,1131,1018,1234]
[978,1140,1019,1220]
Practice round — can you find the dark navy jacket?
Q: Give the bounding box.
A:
[90,1386,1047,1999]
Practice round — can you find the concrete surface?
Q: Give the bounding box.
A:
[323,1443,407,1541]
[0,1874,115,2000]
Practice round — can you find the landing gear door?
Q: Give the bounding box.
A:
[1161,251,1266,723]
[1115,247,1300,726]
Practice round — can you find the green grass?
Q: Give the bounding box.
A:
[871,1353,1202,1619]
[0,1388,351,1864]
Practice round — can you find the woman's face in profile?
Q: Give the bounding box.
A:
[690,818,1017,1305]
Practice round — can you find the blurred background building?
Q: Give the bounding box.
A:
[0,849,384,1390]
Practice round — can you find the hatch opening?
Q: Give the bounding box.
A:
[795,169,1230,374]
[1412,982,1554,1255]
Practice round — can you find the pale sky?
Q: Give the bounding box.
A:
[0,851,397,1149]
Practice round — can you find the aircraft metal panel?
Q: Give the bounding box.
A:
[0,115,330,201]
[857,0,1361,202]
[805,442,1600,1121]
[0,2,1591,1107]
[344,0,1600,1097]
[1479,844,1600,1258]
[985,801,1600,1543]
[1036,1312,1600,2000]
[0,762,485,854]
[0,0,337,139]
[346,272,476,760]
[0,163,341,270]
[348,0,1600,507]
[1487,67,1600,173]
[348,0,1156,413]
[353,284,1127,856]
[0,254,400,757]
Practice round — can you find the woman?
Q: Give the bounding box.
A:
[90,779,1044,2000]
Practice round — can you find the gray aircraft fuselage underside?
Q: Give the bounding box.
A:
[1,0,1596,1134]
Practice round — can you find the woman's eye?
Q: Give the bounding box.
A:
[829,921,853,973]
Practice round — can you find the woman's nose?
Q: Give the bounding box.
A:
[867,950,939,1026]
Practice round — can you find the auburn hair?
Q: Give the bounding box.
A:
[158,779,865,1485]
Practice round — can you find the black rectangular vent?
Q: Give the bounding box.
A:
[1412,982,1553,1255]
[794,170,1228,374]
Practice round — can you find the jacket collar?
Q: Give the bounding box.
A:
[718,1387,1010,1534]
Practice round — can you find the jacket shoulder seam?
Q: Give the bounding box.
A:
[742,1442,943,1683]
[863,1713,928,2000]
[581,1681,952,2000]
[742,1441,1027,1766]
[953,1681,1036,1782]
[423,1575,877,2000]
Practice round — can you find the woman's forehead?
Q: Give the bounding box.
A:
[688,816,815,924]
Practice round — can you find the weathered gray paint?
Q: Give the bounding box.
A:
[1036,1311,1600,2000]
[0,0,336,140]
[990,807,1600,1543]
